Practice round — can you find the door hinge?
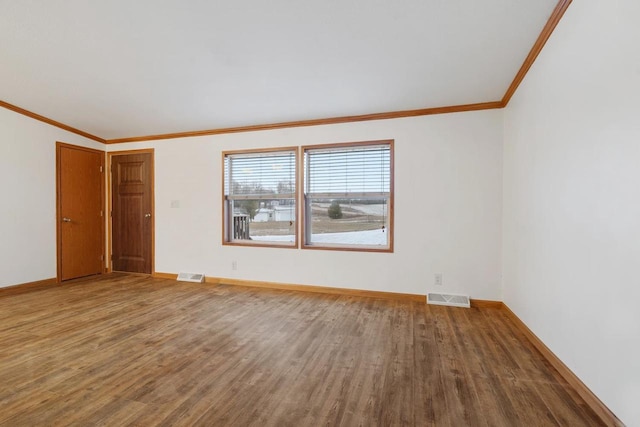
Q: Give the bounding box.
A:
[100,166,103,173]
[100,210,103,217]
[100,255,104,261]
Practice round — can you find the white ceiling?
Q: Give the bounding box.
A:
[0,0,558,140]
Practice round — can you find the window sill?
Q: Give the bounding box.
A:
[223,240,298,249]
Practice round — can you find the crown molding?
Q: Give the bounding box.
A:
[105,101,504,144]
[1,0,571,145]
[502,0,572,105]
[0,100,105,143]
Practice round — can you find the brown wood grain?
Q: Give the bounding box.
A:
[56,142,105,281]
[0,100,105,143]
[110,152,154,274]
[158,273,511,308]
[470,299,503,309]
[219,276,425,303]
[0,278,57,297]
[502,303,623,427]
[154,272,426,302]
[106,102,504,144]
[106,149,155,274]
[501,0,573,105]
[0,273,607,425]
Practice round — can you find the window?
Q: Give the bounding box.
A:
[302,140,393,251]
[223,148,297,247]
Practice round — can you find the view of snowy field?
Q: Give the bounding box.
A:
[237,202,389,246]
[252,229,387,245]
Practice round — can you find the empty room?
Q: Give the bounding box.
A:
[0,0,637,425]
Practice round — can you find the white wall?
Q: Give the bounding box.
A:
[109,110,503,299]
[3,1,636,419]
[502,1,640,424]
[0,107,104,288]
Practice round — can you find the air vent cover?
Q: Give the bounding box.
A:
[177,272,205,283]
[427,293,470,308]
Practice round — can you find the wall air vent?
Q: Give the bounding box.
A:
[177,272,205,283]
[427,293,470,308]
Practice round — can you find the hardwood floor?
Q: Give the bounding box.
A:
[0,274,603,426]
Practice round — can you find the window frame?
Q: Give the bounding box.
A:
[222,146,300,248]
[301,140,394,253]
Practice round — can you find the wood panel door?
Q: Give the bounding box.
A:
[57,143,105,281]
[111,153,153,274]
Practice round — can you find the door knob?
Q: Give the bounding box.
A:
[144,213,152,218]
[62,217,72,222]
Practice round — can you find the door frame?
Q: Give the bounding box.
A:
[107,148,155,275]
[56,141,106,283]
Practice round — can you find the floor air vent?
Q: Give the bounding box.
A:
[427,293,470,308]
[177,272,205,283]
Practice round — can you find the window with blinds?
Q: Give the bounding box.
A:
[223,148,297,246]
[303,140,393,251]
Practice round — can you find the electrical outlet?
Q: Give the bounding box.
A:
[435,273,443,286]
[232,261,237,271]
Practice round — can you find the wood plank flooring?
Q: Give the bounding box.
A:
[0,273,603,426]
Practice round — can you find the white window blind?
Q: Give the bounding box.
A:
[303,141,393,251]
[225,150,296,199]
[305,144,391,198]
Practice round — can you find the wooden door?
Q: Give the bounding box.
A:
[111,153,153,274]
[57,143,104,281]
